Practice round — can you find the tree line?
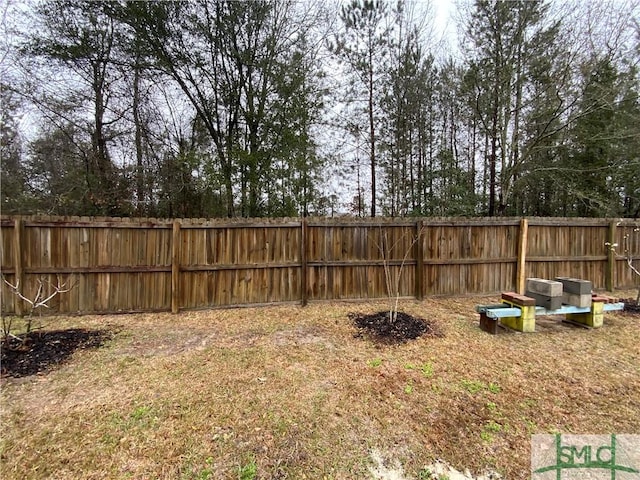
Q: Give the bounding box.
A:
[1,0,639,218]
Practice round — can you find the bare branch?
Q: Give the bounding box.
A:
[2,274,78,345]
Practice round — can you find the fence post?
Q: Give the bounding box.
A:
[516,218,529,295]
[13,217,25,316]
[301,218,308,306]
[606,220,617,292]
[171,220,181,314]
[415,220,424,300]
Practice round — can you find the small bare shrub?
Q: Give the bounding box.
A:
[2,275,76,346]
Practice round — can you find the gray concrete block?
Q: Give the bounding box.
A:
[555,277,592,295]
[562,292,592,308]
[526,278,563,297]
[525,290,563,310]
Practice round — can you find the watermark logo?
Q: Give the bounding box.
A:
[532,434,640,479]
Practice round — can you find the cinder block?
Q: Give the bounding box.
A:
[567,301,604,328]
[555,277,592,295]
[525,290,563,310]
[520,304,536,332]
[562,292,592,308]
[526,278,563,297]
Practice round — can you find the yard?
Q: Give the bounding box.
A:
[1,292,639,479]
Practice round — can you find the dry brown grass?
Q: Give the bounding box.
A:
[1,291,639,479]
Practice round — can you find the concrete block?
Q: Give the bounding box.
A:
[567,301,604,328]
[525,290,563,310]
[499,305,535,332]
[519,304,536,332]
[555,277,592,295]
[562,292,592,308]
[526,278,563,297]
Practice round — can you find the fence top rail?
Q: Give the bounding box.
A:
[1,215,637,229]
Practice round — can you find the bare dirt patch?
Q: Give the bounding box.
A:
[271,326,334,347]
[117,329,219,357]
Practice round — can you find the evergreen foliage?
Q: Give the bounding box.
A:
[3,0,638,218]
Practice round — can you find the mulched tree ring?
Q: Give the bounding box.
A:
[621,298,640,315]
[1,328,113,378]
[349,311,444,343]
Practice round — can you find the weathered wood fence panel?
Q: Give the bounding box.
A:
[306,221,416,301]
[525,219,610,288]
[421,220,520,295]
[0,215,638,315]
[178,220,302,309]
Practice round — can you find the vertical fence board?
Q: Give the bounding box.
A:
[301,218,308,306]
[13,218,24,315]
[517,219,529,294]
[606,220,617,291]
[415,220,424,300]
[172,221,181,314]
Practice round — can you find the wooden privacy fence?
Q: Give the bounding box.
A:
[1,215,638,315]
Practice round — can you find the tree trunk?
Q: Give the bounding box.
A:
[489,104,498,217]
[133,56,145,215]
[369,52,376,218]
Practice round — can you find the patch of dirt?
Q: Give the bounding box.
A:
[349,311,443,343]
[1,329,113,378]
[368,448,408,480]
[118,330,218,357]
[271,326,333,348]
[621,298,640,315]
[423,459,502,480]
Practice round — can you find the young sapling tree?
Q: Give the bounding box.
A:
[606,223,640,302]
[2,274,76,346]
[376,224,423,322]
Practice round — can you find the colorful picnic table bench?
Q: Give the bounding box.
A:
[476,292,624,334]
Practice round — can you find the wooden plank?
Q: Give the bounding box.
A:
[479,313,499,334]
[516,218,528,294]
[526,217,610,227]
[21,221,172,229]
[606,220,617,291]
[172,220,181,314]
[526,255,607,262]
[181,222,301,229]
[13,218,24,316]
[486,307,522,318]
[415,220,424,300]
[307,259,417,267]
[306,218,521,227]
[300,218,308,306]
[422,257,518,265]
[7,266,173,274]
